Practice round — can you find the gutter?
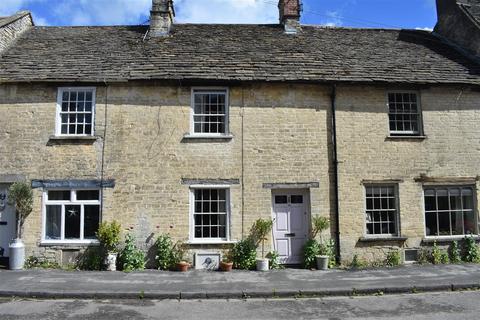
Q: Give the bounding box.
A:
[330,83,341,264]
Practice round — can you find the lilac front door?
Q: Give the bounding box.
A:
[272,190,309,264]
[0,184,15,258]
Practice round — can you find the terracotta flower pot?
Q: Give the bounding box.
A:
[177,261,190,272]
[219,261,233,272]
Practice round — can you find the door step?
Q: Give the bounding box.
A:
[0,257,8,269]
[282,264,303,269]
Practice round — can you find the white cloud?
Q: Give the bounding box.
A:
[0,0,26,16]
[0,0,51,25]
[32,14,49,26]
[52,0,152,26]
[49,0,277,26]
[174,0,278,24]
[0,0,279,26]
[323,11,343,27]
[415,27,433,31]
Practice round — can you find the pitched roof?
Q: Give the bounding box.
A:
[0,24,479,85]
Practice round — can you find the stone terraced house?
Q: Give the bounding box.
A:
[0,0,479,267]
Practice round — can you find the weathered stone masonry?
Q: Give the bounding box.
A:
[1,0,480,265]
[2,82,479,263]
[0,83,333,262]
[336,85,480,261]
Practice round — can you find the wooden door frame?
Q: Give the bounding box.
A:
[270,188,311,264]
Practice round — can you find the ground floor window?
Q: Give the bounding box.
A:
[424,186,477,237]
[190,187,229,242]
[365,185,398,236]
[43,189,101,242]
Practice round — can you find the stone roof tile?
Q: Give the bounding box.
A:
[0,24,479,85]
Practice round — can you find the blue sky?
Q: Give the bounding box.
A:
[1,0,437,30]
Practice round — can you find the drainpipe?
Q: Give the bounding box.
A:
[241,85,245,239]
[330,83,341,264]
[100,81,109,220]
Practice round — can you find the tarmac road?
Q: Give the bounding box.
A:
[0,290,479,320]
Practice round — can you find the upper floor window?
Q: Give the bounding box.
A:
[365,185,398,236]
[43,189,101,243]
[387,92,422,136]
[190,187,230,242]
[56,88,96,136]
[191,89,229,136]
[424,186,477,237]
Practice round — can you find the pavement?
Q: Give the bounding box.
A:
[3,291,480,319]
[0,264,479,300]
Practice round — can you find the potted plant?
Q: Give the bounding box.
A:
[231,238,257,270]
[7,182,33,270]
[220,248,233,272]
[251,218,274,271]
[96,221,121,271]
[155,234,175,270]
[173,241,189,272]
[311,216,330,270]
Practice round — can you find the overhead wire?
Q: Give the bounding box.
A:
[259,0,420,29]
[257,0,473,51]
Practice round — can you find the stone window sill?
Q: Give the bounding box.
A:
[182,134,233,143]
[422,236,480,244]
[47,135,98,145]
[186,240,238,245]
[385,135,427,141]
[358,236,408,242]
[39,241,99,249]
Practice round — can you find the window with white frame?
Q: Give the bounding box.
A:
[424,186,477,237]
[57,88,96,136]
[191,188,229,241]
[43,189,101,242]
[387,92,422,135]
[365,185,398,236]
[191,89,228,135]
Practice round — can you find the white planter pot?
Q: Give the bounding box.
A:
[316,255,329,270]
[256,258,269,271]
[105,252,117,271]
[9,238,25,270]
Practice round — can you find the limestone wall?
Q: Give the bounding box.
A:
[0,83,332,263]
[335,85,480,262]
[1,82,479,265]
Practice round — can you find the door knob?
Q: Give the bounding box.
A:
[285,233,295,237]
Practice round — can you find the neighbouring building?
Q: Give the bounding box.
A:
[0,0,479,267]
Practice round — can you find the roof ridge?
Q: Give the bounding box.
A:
[30,23,425,33]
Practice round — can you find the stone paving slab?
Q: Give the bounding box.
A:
[0,264,479,300]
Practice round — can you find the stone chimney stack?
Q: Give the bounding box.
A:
[434,0,480,57]
[0,11,33,53]
[150,0,175,37]
[278,0,301,34]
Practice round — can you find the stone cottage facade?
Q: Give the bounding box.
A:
[0,0,479,266]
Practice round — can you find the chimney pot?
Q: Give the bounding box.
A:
[278,0,301,34]
[150,0,175,37]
